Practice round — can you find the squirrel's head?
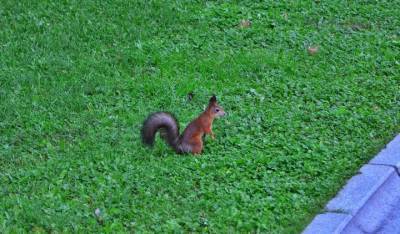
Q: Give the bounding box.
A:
[207,95,226,118]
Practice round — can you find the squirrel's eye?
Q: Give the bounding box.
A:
[215,108,220,112]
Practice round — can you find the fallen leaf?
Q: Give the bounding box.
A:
[239,19,251,28]
[282,12,288,21]
[307,46,319,55]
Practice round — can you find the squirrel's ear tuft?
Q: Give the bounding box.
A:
[209,95,217,103]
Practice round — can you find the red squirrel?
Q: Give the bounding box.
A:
[141,95,226,154]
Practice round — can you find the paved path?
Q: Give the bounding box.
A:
[303,134,400,234]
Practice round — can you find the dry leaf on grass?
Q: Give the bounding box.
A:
[307,46,319,55]
[239,19,251,28]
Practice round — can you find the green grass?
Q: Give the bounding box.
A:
[1,0,399,232]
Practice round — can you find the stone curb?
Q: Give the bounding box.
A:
[303,134,400,234]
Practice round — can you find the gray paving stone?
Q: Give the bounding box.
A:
[326,165,395,215]
[377,199,400,234]
[342,169,400,233]
[370,134,400,169]
[302,213,352,234]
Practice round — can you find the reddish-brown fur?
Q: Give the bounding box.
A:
[185,110,214,154]
[179,97,224,154]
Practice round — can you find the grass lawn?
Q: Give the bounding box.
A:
[1,0,399,232]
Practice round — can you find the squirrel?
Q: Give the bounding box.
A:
[141,95,226,154]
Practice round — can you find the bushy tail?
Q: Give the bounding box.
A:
[141,112,180,151]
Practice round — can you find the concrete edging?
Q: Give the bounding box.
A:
[303,134,400,234]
